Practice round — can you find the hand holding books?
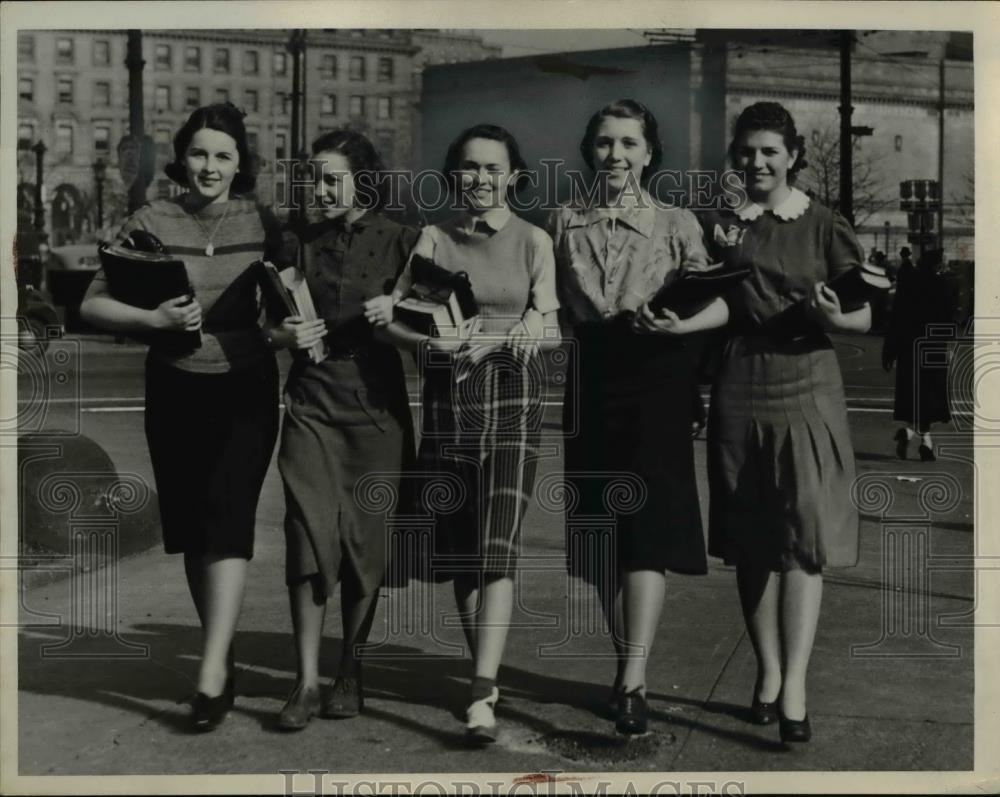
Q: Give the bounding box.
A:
[257,261,328,363]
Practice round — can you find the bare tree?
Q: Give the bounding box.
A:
[798,124,895,227]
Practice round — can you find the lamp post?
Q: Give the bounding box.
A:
[32,140,46,232]
[92,159,107,230]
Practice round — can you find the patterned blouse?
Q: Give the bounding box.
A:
[548,195,712,326]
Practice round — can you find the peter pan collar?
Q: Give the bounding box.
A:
[457,207,512,236]
[734,187,810,222]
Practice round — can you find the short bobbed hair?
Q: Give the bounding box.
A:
[164,103,256,193]
[578,98,663,181]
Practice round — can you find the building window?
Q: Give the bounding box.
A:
[18,124,34,150]
[349,95,365,117]
[184,46,201,72]
[377,57,394,82]
[894,135,903,152]
[244,50,259,75]
[155,44,171,70]
[186,86,201,109]
[376,97,392,120]
[55,124,74,154]
[93,39,111,66]
[275,131,288,160]
[214,47,230,73]
[247,130,259,153]
[349,56,366,81]
[94,124,111,155]
[321,94,337,115]
[322,54,337,78]
[155,85,171,110]
[94,81,111,107]
[375,129,394,160]
[244,90,259,113]
[57,77,73,104]
[18,34,35,62]
[276,92,290,115]
[56,37,74,64]
[274,51,287,76]
[18,77,33,102]
[154,128,172,159]
[215,88,229,104]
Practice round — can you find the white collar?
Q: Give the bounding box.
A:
[734,187,811,222]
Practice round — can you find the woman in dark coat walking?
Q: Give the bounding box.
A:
[882,248,952,461]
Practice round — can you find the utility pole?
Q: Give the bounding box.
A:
[32,141,46,232]
[839,30,854,226]
[126,31,147,214]
[288,30,308,222]
[938,58,946,256]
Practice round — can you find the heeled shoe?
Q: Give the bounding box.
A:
[918,443,936,462]
[323,674,364,719]
[779,712,812,743]
[466,686,500,743]
[894,429,909,460]
[278,682,321,731]
[749,693,779,725]
[615,688,648,735]
[191,690,231,732]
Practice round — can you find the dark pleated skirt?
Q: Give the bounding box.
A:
[144,354,279,559]
[563,323,707,583]
[708,333,859,571]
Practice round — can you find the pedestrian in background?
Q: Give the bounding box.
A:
[883,247,952,461]
[80,103,284,732]
[266,129,418,731]
[704,101,869,745]
[550,98,725,735]
[384,123,560,743]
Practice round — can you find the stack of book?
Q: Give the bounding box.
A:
[394,254,480,338]
[257,261,327,364]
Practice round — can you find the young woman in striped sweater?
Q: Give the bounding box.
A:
[81,103,283,732]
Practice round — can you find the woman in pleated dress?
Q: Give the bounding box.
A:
[704,101,869,744]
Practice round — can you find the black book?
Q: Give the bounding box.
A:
[98,242,201,353]
[395,254,481,337]
[648,266,752,319]
[256,261,327,364]
[409,254,479,318]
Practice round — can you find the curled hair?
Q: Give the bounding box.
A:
[312,128,388,209]
[727,101,808,176]
[579,98,663,181]
[441,123,530,194]
[164,103,256,193]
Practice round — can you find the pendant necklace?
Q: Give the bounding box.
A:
[191,203,231,256]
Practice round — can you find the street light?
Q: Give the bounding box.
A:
[92,158,107,230]
[32,140,46,232]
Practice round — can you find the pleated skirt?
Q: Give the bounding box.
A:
[707,334,859,571]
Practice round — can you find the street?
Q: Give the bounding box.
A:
[14,331,975,778]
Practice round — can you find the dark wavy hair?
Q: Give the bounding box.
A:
[727,101,808,176]
[579,98,663,181]
[164,103,256,193]
[441,124,530,194]
[312,128,388,209]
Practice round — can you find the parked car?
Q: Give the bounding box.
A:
[46,244,102,333]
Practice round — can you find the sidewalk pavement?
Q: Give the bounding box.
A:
[14,401,974,778]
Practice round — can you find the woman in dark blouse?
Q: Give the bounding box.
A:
[704,102,870,744]
[265,130,417,730]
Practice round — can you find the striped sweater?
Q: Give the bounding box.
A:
[88,196,285,373]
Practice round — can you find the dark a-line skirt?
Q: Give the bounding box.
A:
[707,333,860,572]
[144,354,279,560]
[563,323,708,583]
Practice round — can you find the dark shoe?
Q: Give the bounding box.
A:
[323,675,363,719]
[779,712,812,743]
[750,693,779,725]
[615,688,648,735]
[278,683,321,731]
[894,429,909,459]
[191,690,230,732]
[918,443,936,462]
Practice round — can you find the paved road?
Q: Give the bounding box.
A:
[12,332,976,781]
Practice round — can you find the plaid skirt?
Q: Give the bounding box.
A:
[402,343,544,581]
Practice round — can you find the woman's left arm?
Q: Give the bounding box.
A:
[506,227,562,349]
[810,210,872,334]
